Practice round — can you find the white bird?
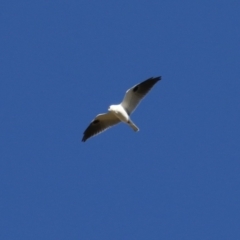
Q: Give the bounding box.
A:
[82,76,161,142]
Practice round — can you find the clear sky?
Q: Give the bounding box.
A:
[1,1,240,239]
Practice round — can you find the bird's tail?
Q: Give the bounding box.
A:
[128,120,139,132]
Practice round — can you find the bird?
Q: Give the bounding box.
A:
[82,76,162,142]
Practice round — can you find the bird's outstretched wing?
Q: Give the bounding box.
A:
[121,76,161,115]
[82,112,121,142]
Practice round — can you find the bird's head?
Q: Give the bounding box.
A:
[108,105,116,112]
[108,105,113,111]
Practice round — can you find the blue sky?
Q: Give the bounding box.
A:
[1,1,240,239]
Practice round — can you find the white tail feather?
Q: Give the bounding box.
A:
[128,120,139,132]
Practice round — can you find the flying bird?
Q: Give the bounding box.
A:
[82,76,162,142]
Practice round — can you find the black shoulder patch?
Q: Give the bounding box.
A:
[133,86,138,92]
[92,119,100,124]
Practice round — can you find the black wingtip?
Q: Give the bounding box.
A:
[154,76,161,81]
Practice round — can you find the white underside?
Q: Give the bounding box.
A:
[109,104,129,122]
[109,104,139,132]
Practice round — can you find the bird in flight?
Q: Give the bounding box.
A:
[82,76,162,142]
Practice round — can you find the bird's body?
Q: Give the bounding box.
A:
[108,104,139,132]
[108,104,129,123]
[82,76,161,142]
